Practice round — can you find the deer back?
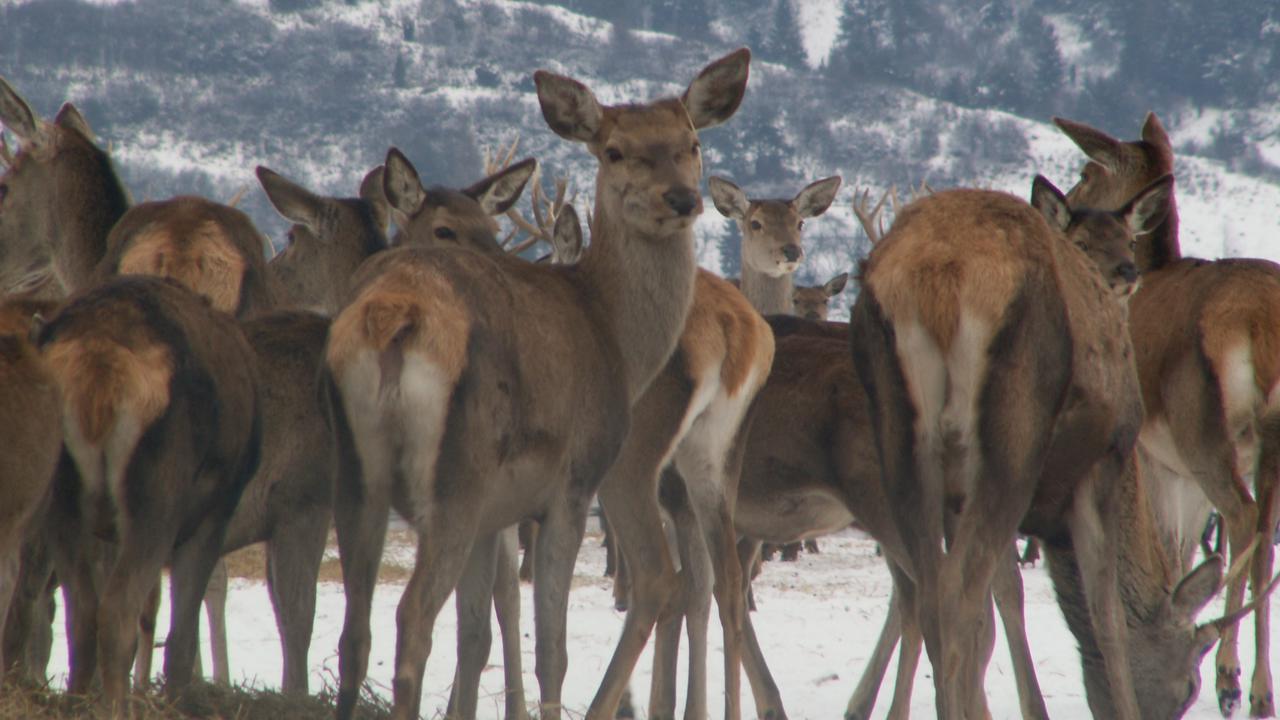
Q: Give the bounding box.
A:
[0,79,129,297]
[95,196,279,318]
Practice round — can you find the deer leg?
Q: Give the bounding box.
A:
[58,547,102,696]
[133,578,161,690]
[203,557,229,685]
[265,510,328,695]
[991,546,1049,720]
[448,531,501,720]
[662,468,714,720]
[532,494,592,720]
[164,511,233,701]
[494,526,530,720]
[844,564,905,720]
[739,538,789,719]
[4,538,56,685]
[517,519,537,584]
[1202,479,1259,716]
[98,530,173,713]
[884,570,923,720]
[1250,416,1280,718]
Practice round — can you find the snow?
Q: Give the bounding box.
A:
[45,526,1257,719]
[793,0,844,69]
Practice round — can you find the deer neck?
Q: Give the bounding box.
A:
[739,261,794,315]
[577,202,697,404]
[52,147,130,294]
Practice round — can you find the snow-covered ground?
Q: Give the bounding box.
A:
[45,525,1258,719]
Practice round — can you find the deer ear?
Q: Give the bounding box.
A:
[794,175,842,218]
[1121,173,1173,237]
[1054,116,1122,172]
[708,176,749,220]
[1030,175,1072,232]
[681,48,750,130]
[0,76,41,144]
[383,147,427,218]
[1173,555,1224,622]
[53,103,93,139]
[465,157,536,216]
[256,166,325,234]
[534,71,604,143]
[359,165,390,234]
[551,204,584,263]
[823,272,849,297]
[1141,112,1171,150]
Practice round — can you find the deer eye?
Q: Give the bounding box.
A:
[605,148,623,163]
[750,220,762,231]
[434,226,457,241]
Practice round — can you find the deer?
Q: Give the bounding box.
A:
[708,174,842,316]
[322,49,751,720]
[371,144,541,720]
[1054,112,1280,718]
[844,163,1252,718]
[0,297,62,680]
[34,275,261,715]
[790,271,848,322]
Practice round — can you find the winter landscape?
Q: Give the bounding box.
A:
[4,0,1280,718]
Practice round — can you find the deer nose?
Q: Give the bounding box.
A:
[803,311,821,321]
[782,244,802,263]
[664,188,699,216]
[1117,262,1138,283]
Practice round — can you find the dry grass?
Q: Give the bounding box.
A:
[221,530,415,585]
[0,676,392,719]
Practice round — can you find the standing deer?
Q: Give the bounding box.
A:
[0,297,61,679]
[36,276,261,715]
[848,172,1196,719]
[1055,112,1280,718]
[322,49,750,720]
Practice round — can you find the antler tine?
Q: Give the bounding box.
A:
[226,184,249,208]
[852,186,890,244]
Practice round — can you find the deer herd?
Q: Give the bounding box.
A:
[0,46,1279,720]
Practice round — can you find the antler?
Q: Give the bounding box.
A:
[226,184,250,208]
[483,136,576,257]
[852,187,891,244]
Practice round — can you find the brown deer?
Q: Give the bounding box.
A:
[372,145,544,720]
[847,171,1203,719]
[791,271,848,321]
[35,276,261,715]
[1055,112,1280,718]
[322,48,750,720]
[708,174,842,315]
[0,297,62,679]
[0,77,129,298]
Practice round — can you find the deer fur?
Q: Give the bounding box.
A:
[0,77,129,297]
[849,178,1193,719]
[1057,112,1280,717]
[322,49,750,720]
[791,271,848,321]
[36,276,261,714]
[709,175,841,315]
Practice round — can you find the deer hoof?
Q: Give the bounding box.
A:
[1250,691,1275,718]
[1221,688,1242,716]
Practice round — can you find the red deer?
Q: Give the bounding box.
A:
[847,171,1232,719]
[0,297,62,678]
[708,174,842,315]
[1056,112,1280,718]
[322,49,749,720]
[36,276,261,715]
[791,271,848,322]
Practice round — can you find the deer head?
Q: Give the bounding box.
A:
[382,147,536,253]
[534,48,750,238]
[791,271,848,321]
[1031,173,1174,299]
[0,77,129,296]
[709,174,842,277]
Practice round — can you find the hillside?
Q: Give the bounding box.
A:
[2,0,1278,319]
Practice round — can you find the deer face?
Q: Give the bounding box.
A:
[710,175,841,278]
[1057,114,1173,212]
[535,48,750,240]
[791,272,849,321]
[0,134,55,294]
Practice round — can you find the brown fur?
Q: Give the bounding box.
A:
[42,336,171,447]
[98,196,278,319]
[1058,112,1280,717]
[680,270,771,397]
